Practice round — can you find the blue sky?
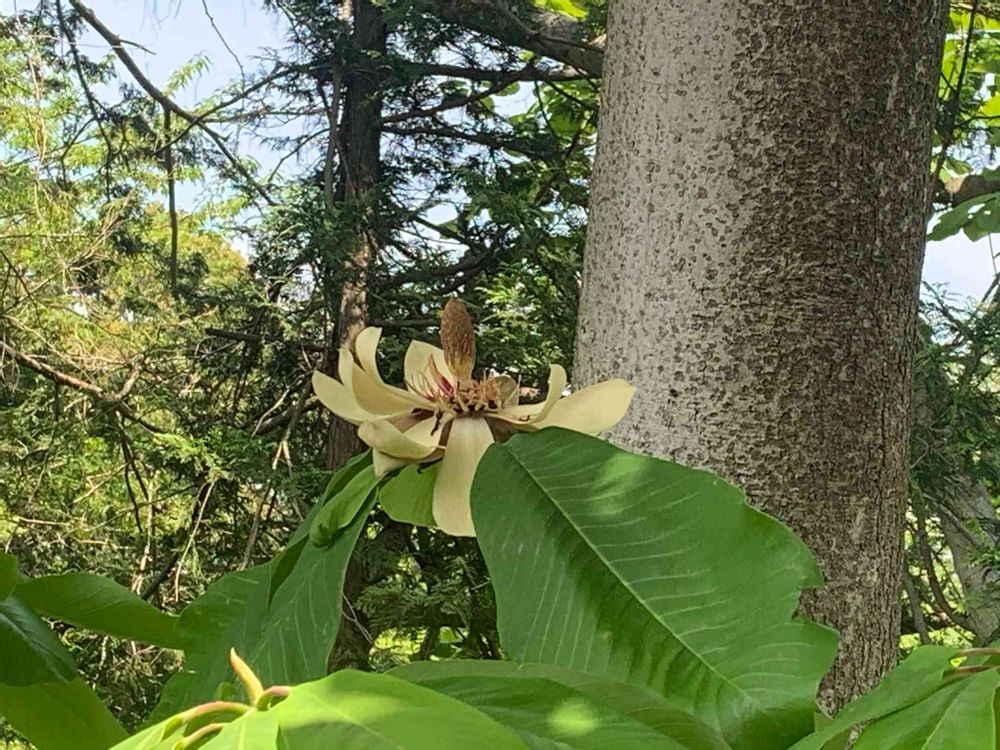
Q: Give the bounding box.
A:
[2,0,989,300]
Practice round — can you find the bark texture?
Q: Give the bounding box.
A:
[575,0,947,709]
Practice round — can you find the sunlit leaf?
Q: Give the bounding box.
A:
[152,496,376,718]
[393,660,731,749]
[473,429,837,750]
[16,572,184,648]
[378,463,438,526]
[0,678,126,750]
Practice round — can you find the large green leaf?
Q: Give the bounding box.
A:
[152,496,376,718]
[378,463,438,526]
[265,671,528,749]
[16,573,184,648]
[790,646,961,749]
[472,429,837,750]
[0,678,126,750]
[393,660,731,749]
[121,671,529,750]
[0,596,77,686]
[854,670,999,749]
[308,451,379,545]
[205,711,280,749]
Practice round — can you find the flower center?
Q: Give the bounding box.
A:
[410,362,516,417]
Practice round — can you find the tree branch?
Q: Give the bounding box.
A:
[68,0,277,206]
[0,339,166,433]
[422,0,604,76]
[380,75,517,125]
[381,123,550,159]
[409,61,592,83]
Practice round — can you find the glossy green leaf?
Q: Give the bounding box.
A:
[0,678,127,750]
[205,711,280,749]
[0,596,77,686]
[128,671,529,750]
[309,451,379,545]
[790,646,961,749]
[472,429,837,750]
[16,573,184,648]
[153,497,376,718]
[393,660,731,749]
[378,462,438,526]
[854,669,999,749]
[266,671,528,749]
[151,564,269,721]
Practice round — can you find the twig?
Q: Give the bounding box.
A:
[164,105,179,295]
[379,76,516,125]
[903,568,933,645]
[172,481,215,601]
[912,505,973,631]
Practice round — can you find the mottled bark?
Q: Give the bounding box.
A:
[576,0,947,709]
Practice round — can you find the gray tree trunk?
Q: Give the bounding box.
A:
[575,0,947,709]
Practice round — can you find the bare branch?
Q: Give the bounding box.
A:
[411,61,593,83]
[68,0,277,206]
[380,75,519,125]
[0,339,166,433]
[422,0,604,76]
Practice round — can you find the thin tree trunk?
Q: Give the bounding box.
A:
[325,0,386,474]
[575,0,947,710]
[325,0,387,673]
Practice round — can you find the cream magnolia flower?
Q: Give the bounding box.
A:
[312,299,635,536]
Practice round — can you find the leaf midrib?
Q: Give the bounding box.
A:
[502,444,787,736]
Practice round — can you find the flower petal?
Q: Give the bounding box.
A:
[359,417,441,461]
[533,379,636,434]
[354,327,385,378]
[352,363,428,415]
[529,364,567,422]
[349,328,432,410]
[312,371,376,425]
[404,340,455,390]
[373,450,412,477]
[492,364,568,424]
[432,417,494,537]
